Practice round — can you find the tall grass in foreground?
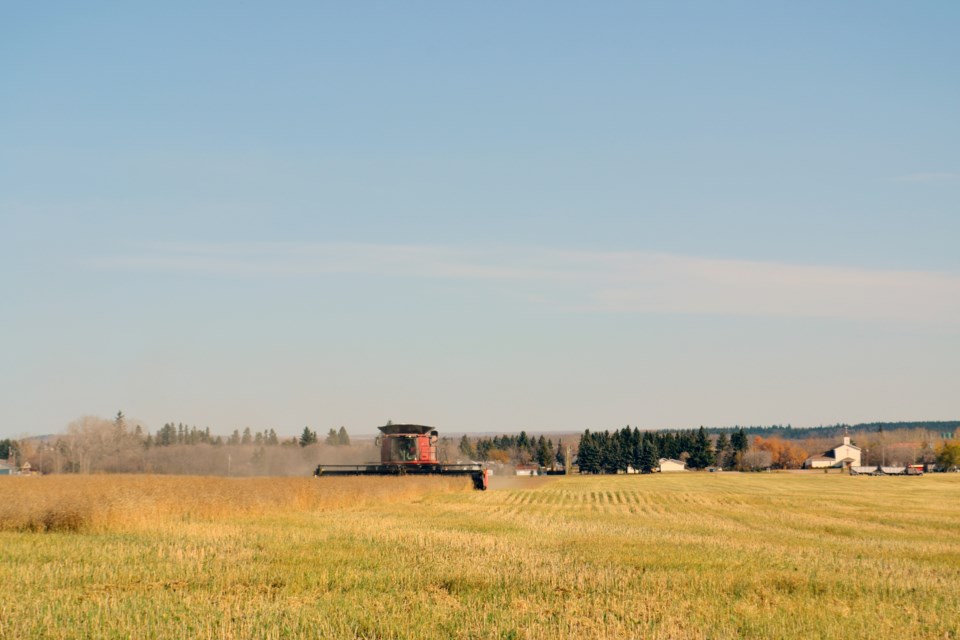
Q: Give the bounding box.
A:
[0,474,470,532]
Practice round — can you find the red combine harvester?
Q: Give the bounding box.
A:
[313,424,489,490]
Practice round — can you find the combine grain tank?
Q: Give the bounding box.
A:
[314,424,489,490]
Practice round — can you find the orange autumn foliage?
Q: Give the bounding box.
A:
[752,436,809,469]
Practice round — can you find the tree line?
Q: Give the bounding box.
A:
[297,426,351,447]
[149,423,284,447]
[574,426,960,472]
[148,422,351,449]
[459,432,566,468]
[5,413,357,475]
[9,414,960,475]
[576,426,751,474]
[705,421,960,440]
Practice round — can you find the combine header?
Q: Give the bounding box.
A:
[314,424,489,490]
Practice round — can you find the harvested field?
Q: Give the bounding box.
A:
[0,473,958,639]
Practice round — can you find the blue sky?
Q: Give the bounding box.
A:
[2,2,958,438]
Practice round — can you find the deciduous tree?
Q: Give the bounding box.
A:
[937,441,960,470]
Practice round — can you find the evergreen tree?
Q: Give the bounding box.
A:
[640,439,660,473]
[617,429,633,473]
[241,427,253,445]
[622,427,635,471]
[676,430,695,460]
[600,430,621,473]
[476,439,491,460]
[337,426,350,446]
[535,436,553,468]
[300,427,318,447]
[731,428,748,454]
[517,431,530,452]
[687,426,715,469]
[668,432,681,457]
[612,428,629,473]
[629,428,642,471]
[639,431,659,472]
[325,428,339,446]
[715,432,731,468]
[654,432,669,459]
[577,430,600,474]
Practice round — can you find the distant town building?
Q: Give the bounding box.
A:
[658,458,686,472]
[0,461,16,475]
[805,435,862,469]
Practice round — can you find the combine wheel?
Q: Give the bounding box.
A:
[471,470,489,491]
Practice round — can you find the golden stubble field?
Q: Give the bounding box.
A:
[1,472,958,639]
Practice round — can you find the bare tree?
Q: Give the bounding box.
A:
[62,415,144,473]
[741,450,773,471]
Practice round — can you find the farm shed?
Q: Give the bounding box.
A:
[658,458,686,472]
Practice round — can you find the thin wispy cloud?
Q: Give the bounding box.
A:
[90,243,960,323]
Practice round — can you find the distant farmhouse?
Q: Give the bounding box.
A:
[805,435,861,469]
[0,461,35,476]
[658,458,686,472]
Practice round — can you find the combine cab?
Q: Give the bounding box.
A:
[314,424,489,490]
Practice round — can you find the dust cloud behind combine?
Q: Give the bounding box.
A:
[143,442,377,476]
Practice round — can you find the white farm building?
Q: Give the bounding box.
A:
[805,436,861,469]
[658,458,686,472]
